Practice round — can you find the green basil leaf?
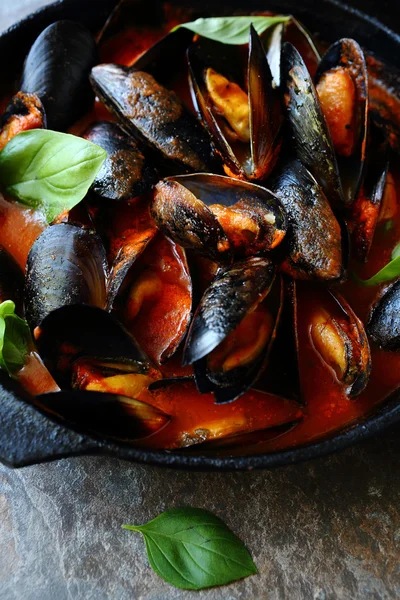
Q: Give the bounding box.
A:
[0,129,107,223]
[122,507,257,590]
[354,241,400,287]
[173,15,290,45]
[0,300,32,375]
[391,241,400,260]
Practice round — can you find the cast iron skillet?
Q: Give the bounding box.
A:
[1,0,400,469]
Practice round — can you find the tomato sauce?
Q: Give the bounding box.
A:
[2,8,400,456]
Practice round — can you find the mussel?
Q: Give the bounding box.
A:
[0,92,46,151]
[281,42,345,208]
[36,390,169,443]
[368,281,400,350]
[271,159,343,281]
[83,122,157,201]
[151,174,287,264]
[21,21,98,131]
[309,288,371,397]
[182,256,277,403]
[188,25,283,181]
[315,38,369,204]
[90,64,214,172]
[0,247,25,314]
[25,224,108,331]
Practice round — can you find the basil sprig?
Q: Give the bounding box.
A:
[355,242,400,286]
[123,507,257,590]
[0,300,32,376]
[173,15,290,45]
[0,129,107,223]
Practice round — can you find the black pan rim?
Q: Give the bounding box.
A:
[1,0,400,470]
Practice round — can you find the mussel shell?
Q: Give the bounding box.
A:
[83,121,157,201]
[0,247,24,314]
[36,390,169,443]
[90,64,214,172]
[183,256,276,366]
[0,92,46,151]
[25,223,108,330]
[315,38,369,204]
[194,275,284,404]
[36,304,149,387]
[20,21,98,131]
[368,280,400,350]
[271,159,343,281]
[188,26,282,181]
[281,42,345,208]
[152,173,286,264]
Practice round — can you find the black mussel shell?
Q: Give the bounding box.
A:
[281,42,345,208]
[97,0,164,45]
[83,122,157,201]
[25,223,108,330]
[368,281,400,350]
[271,158,343,281]
[315,38,369,204]
[152,173,287,264]
[0,247,24,314]
[188,26,282,181]
[90,64,214,173]
[183,256,276,366]
[20,20,98,131]
[0,92,46,150]
[36,304,150,387]
[310,288,371,397]
[194,274,283,404]
[36,390,169,443]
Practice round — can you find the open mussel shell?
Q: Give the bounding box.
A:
[183,256,276,369]
[0,92,46,151]
[20,21,98,131]
[35,304,150,387]
[281,42,345,208]
[84,122,157,201]
[188,25,283,182]
[25,223,108,331]
[152,174,287,264]
[271,158,343,281]
[368,281,400,350]
[0,247,24,314]
[90,64,214,173]
[309,288,371,397]
[194,274,283,404]
[36,390,169,443]
[315,39,369,204]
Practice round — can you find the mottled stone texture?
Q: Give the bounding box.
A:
[1,423,400,600]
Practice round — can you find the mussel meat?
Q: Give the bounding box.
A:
[271,159,343,281]
[188,25,283,181]
[315,38,369,204]
[309,288,371,396]
[90,64,214,172]
[25,223,108,330]
[152,173,287,264]
[0,92,45,151]
[20,21,98,131]
[281,42,345,208]
[83,122,157,201]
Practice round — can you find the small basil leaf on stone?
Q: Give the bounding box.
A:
[0,300,32,375]
[0,129,107,223]
[172,15,290,45]
[122,507,257,590]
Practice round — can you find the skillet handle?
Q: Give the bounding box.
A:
[0,374,102,468]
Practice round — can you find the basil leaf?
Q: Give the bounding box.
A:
[0,129,107,223]
[355,242,400,286]
[122,507,257,590]
[173,15,290,45]
[0,300,32,375]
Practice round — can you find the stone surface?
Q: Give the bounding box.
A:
[1,1,400,599]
